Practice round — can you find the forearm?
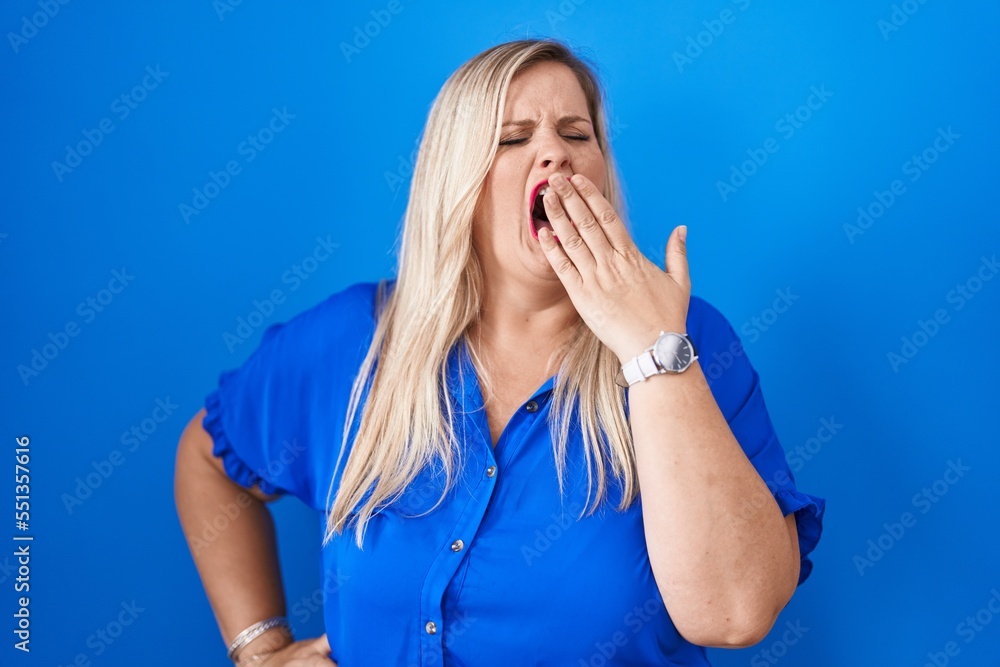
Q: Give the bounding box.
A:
[628,361,797,646]
[174,415,290,657]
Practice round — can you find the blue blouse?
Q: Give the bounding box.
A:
[203,279,825,667]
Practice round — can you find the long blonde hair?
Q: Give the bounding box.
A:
[323,39,637,549]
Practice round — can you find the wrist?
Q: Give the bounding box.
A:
[233,626,293,664]
[614,321,687,366]
[615,330,698,387]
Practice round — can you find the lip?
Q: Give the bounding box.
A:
[529,175,577,241]
[527,178,550,240]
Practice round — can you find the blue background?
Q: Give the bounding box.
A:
[2,1,998,665]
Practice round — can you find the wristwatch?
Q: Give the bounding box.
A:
[615,331,698,387]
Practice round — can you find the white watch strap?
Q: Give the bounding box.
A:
[622,350,659,386]
[618,331,698,387]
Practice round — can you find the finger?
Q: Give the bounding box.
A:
[542,184,597,274]
[567,173,634,253]
[548,172,610,258]
[537,226,584,292]
[665,225,691,292]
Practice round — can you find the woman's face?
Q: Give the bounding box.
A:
[473,61,607,282]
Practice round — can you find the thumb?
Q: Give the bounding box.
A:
[665,225,690,291]
[312,633,331,654]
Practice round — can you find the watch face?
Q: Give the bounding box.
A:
[653,332,694,372]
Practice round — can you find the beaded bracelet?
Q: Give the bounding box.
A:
[227,616,292,662]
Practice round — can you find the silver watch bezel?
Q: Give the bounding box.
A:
[651,331,697,374]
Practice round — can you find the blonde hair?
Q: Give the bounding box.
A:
[323,39,637,549]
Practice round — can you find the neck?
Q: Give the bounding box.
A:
[469,270,582,368]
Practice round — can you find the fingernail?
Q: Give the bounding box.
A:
[679,225,687,243]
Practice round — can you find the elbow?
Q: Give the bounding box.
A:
[713,615,777,649]
[678,559,800,647]
[674,605,781,649]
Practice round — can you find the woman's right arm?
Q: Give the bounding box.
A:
[174,408,334,665]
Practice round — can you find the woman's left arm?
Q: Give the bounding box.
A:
[536,172,799,648]
[627,361,800,648]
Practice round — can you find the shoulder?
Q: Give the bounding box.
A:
[262,278,394,349]
[285,279,390,331]
[234,278,395,387]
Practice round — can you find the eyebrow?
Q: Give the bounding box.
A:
[501,115,592,128]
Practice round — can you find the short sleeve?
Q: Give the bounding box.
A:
[201,281,383,511]
[688,296,826,586]
[203,322,300,501]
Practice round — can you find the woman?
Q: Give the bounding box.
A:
[175,39,824,666]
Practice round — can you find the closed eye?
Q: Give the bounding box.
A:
[498,134,591,146]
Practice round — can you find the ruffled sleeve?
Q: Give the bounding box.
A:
[200,281,385,511]
[202,365,291,499]
[202,321,308,502]
[688,295,826,586]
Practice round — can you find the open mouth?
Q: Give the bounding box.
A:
[529,180,553,239]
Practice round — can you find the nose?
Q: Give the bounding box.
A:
[536,131,572,171]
